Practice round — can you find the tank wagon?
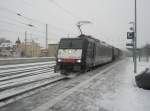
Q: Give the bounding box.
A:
[55,34,121,75]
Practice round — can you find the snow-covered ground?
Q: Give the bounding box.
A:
[46,58,150,111]
[1,58,150,111]
[0,61,55,69]
[0,57,55,66]
[0,57,55,60]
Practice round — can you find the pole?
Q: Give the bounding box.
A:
[134,0,137,73]
[31,34,33,57]
[46,24,48,49]
[25,31,27,57]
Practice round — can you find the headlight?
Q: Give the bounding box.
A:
[69,50,72,53]
[58,59,61,62]
[76,59,81,63]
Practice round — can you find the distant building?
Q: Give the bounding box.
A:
[0,41,13,57]
[40,48,48,57]
[24,40,41,57]
[0,37,42,57]
[13,37,23,57]
[48,44,58,57]
[14,38,41,57]
[0,42,13,49]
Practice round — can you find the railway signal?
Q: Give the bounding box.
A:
[126,32,134,47]
[126,43,134,47]
[127,32,134,39]
[126,25,137,74]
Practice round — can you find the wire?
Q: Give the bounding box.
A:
[0,28,46,43]
[48,0,80,20]
[17,13,44,25]
[0,29,21,34]
[0,16,36,28]
[0,28,65,38]
[16,13,73,34]
[0,20,45,34]
[0,5,76,35]
[0,29,39,37]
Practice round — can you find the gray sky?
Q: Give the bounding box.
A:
[0,0,149,49]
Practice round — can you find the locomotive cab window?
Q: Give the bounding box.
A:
[59,39,83,49]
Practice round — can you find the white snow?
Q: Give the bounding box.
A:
[45,58,150,111]
[0,72,56,89]
[0,61,55,69]
[0,57,55,60]
[92,58,150,111]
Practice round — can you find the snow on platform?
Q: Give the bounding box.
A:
[44,58,150,111]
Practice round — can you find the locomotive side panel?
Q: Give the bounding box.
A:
[112,48,120,60]
[85,40,95,69]
[94,42,113,66]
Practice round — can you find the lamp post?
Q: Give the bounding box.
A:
[127,0,137,73]
[134,0,137,73]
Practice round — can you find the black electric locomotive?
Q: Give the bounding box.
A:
[55,34,120,75]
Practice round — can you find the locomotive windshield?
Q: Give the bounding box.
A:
[59,39,83,49]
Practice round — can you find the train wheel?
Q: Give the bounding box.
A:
[61,70,69,75]
[82,66,89,73]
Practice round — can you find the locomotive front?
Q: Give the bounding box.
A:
[55,38,84,75]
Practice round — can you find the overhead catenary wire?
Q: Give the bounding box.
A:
[0,6,42,28]
[17,13,74,34]
[0,2,80,49]
[17,0,79,35]
[0,20,45,34]
[0,6,73,35]
[0,28,45,36]
[0,20,70,38]
[0,27,65,40]
[0,17,36,28]
[48,0,80,21]
[0,14,50,33]
[0,29,46,45]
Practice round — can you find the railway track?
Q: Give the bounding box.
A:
[0,68,54,89]
[0,60,123,110]
[0,65,54,81]
[0,62,66,107]
[0,62,55,88]
[0,75,65,107]
[0,65,54,77]
[0,62,55,70]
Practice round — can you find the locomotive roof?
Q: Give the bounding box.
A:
[60,34,112,48]
[78,34,99,42]
[99,41,112,47]
[79,35,114,48]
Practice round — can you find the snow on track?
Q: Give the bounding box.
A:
[45,58,150,111]
[0,71,56,89]
[0,74,61,101]
[0,61,55,70]
[0,64,53,75]
[32,60,122,111]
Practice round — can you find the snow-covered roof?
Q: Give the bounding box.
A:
[0,42,13,48]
